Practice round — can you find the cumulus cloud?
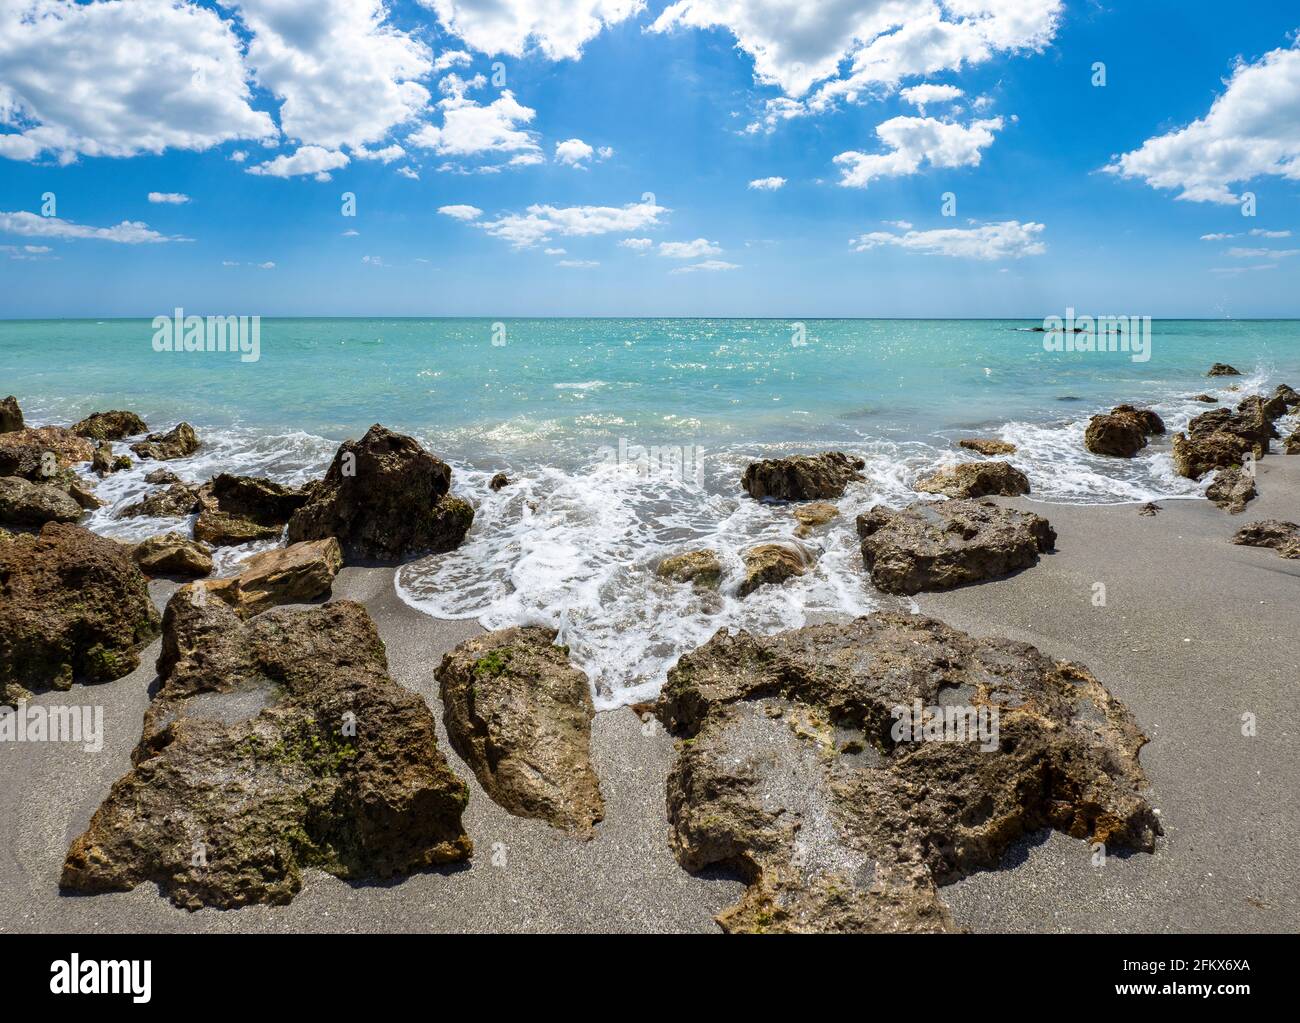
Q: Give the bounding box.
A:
[748,176,786,190]
[619,237,654,250]
[0,210,183,243]
[408,73,541,168]
[354,143,406,163]
[544,247,567,254]
[438,204,484,220]
[850,220,1046,259]
[658,238,722,258]
[147,192,190,204]
[555,138,612,167]
[475,198,668,247]
[899,82,964,110]
[247,145,350,180]
[421,0,645,61]
[1106,40,1300,204]
[834,115,1003,187]
[670,259,739,273]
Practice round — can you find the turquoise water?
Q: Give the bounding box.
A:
[5,317,1298,704]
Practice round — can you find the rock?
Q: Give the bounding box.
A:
[0,426,94,478]
[202,538,342,617]
[436,626,603,837]
[91,441,132,476]
[1274,383,1300,409]
[61,595,471,908]
[1084,405,1163,458]
[0,522,161,705]
[132,533,214,578]
[738,543,811,598]
[1172,402,1276,479]
[793,501,839,537]
[119,481,202,519]
[1231,520,1300,559]
[741,451,865,502]
[1192,394,1218,403]
[1205,465,1256,514]
[1238,392,1288,422]
[1286,428,1300,455]
[1113,404,1166,435]
[286,424,474,563]
[914,461,1029,498]
[0,476,84,525]
[856,499,1055,595]
[958,438,1016,456]
[193,473,313,546]
[489,472,511,491]
[64,477,104,510]
[72,410,148,441]
[0,396,22,432]
[144,468,181,485]
[130,422,199,460]
[657,549,723,587]
[1207,363,1242,376]
[654,613,1159,933]
[1138,502,1162,516]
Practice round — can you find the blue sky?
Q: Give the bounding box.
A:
[1,0,1298,318]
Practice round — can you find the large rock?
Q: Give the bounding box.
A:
[657,549,722,587]
[1172,401,1277,479]
[132,533,214,578]
[0,425,94,478]
[91,441,132,477]
[73,410,148,441]
[0,396,22,432]
[193,473,314,546]
[1206,465,1256,514]
[958,438,1016,456]
[0,522,161,705]
[130,422,199,460]
[436,626,603,837]
[741,451,865,502]
[1231,520,1300,559]
[202,538,342,617]
[119,481,203,519]
[286,424,474,563]
[1084,405,1164,458]
[61,596,472,909]
[655,613,1160,933]
[1274,383,1300,409]
[914,461,1029,498]
[738,543,811,597]
[1207,363,1241,376]
[0,475,84,526]
[857,499,1055,595]
[793,501,839,537]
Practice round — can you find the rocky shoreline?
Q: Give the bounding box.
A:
[2,372,1299,932]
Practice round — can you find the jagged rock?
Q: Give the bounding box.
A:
[1238,392,1289,422]
[193,473,313,546]
[489,472,511,492]
[119,482,202,519]
[958,438,1016,456]
[1274,383,1300,409]
[0,396,22,432]
[1231,520,1300,559]
[61,595,472,908]
[741,451,865,502]
[1084,405,1163,458]
[0,475,84,525]
[91,441,132,476]
[1207,363,1242,376]
[144,468,181,485]
[1286,428,1300,455]
[132,533,214,578]
[1206,466,1256,514]
[436,626,603,837]
[1192,394,1218,403]
[0,426,94,478]
[202,538,342,617]
[286,424,474,563]
[0,522,160,705]
[857,499,1055,595]
[793,501,839,537]
[73,410,148,441]
[130,422,199,460]
[63,477,104,510]
[914,461,1029,498]
[657,549,722,587]
[1172,401,1276,479]
[738,543,811,598]
[655,613,1160,933]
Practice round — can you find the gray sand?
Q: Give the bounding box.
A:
[3,459,1298,933]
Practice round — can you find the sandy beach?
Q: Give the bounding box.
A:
[3,453,1297,934]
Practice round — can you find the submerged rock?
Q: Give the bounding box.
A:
[1084,405,1164,458]
[655,613,1160,933]
[958,438,1016,456]
[0,426,94,478]
[91,441,132,477]
[286,424,473,563]
[1207,363,1242,376]
[1231,520,1300,559]
[914,461,1029,498]
[657,549,722,587]
[73,410,148,441]
[1206,465,1256,514]
[793,501,839,537]
[144,468,181,486]
[436,626,603,837]
[0,396,22,433]
[0,522,160,705]
[489,472,511,492]
[1192,394,1218,403]
[130,422,199,461]
[132,533,214,578]
[0,475,84,525]
[61,595,472,909]
[738,543,812,598]
[194,473,313,546]
[857,499,1055,595]
[741,451,865,502]
[202,538,342,616]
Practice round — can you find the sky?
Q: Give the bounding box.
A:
[1,0,1298,318]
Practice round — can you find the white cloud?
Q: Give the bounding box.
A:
[850,219,1046,259]
[396,165,419,179]
[884,219,913,229]
[670,259,739,273]
[1250,228,1292,238]
[557,259,600,267]
[1209,263,1276,275]
[0,209,183,243]
[342,229,360,236]
[354,143,406,163]
[438,204,484,221]
[478,198,667,247]
[408,73,541,168]
[1,243,54,260]
[1106,40,1300,204]
[432,49,474,72]
[544,247,567,255]
[247,145,350,180]
[230,150,249,163]
[658,238,721,258]
[556,138,594,165]
[0,0,274,162]
[900,82,964,110]
[748,176,786,190]
[222,260,241,266]
[1225,246,1300,259]
[362,254,386,265]
[257,261,276,269]
[834,115,1003,187]
[422,0,645,61]
[619,237,654,250]
[1200,232,1236,241]
[147,192,190,204]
